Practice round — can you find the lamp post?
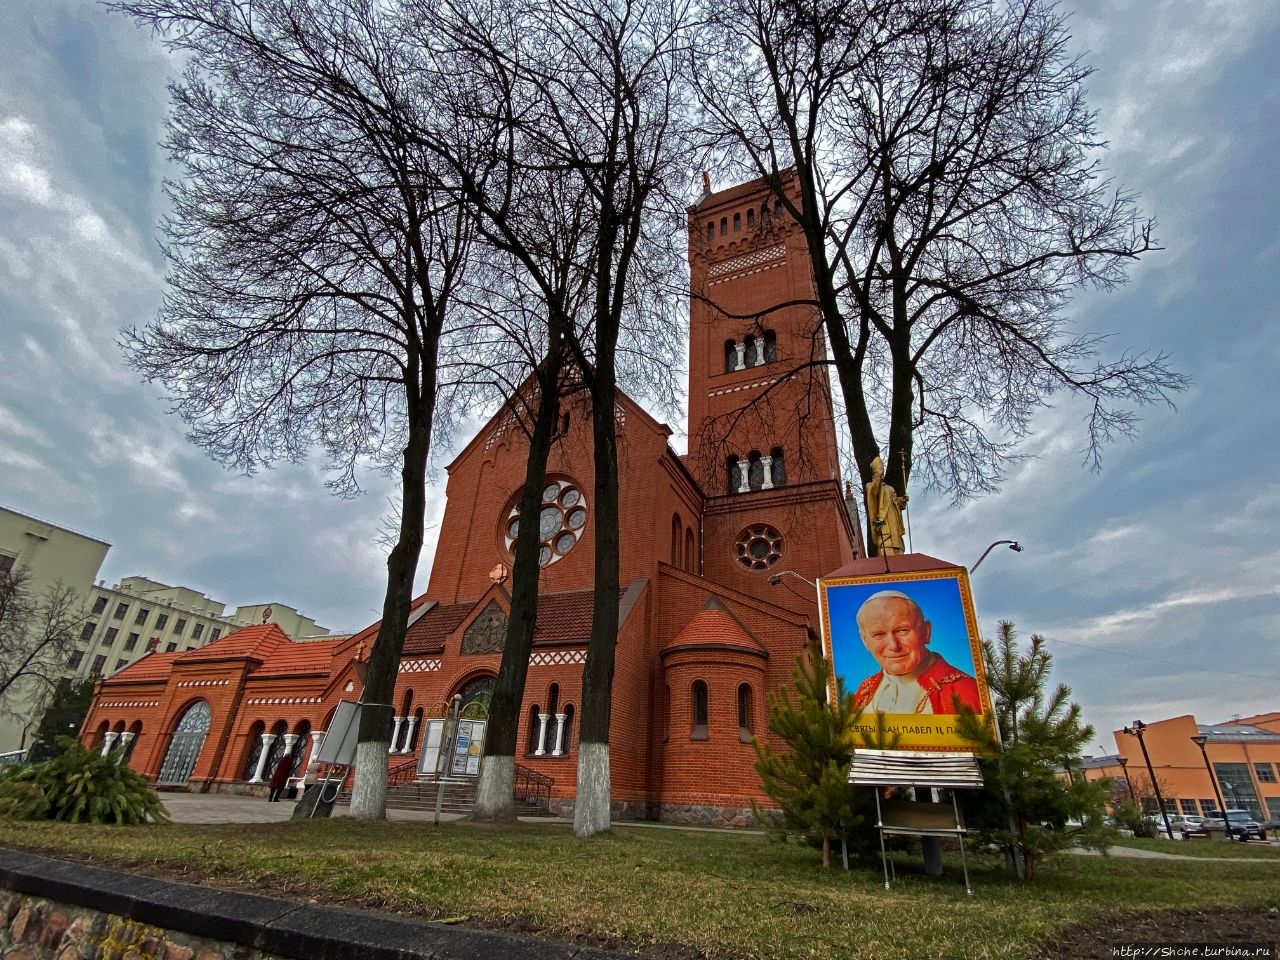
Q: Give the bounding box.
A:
[1117,756,1136,803]
[969,540,1023,573]
[1122,720,1174,839]
[1191,734,1230,838]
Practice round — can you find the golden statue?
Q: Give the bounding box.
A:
[865,456,908,555]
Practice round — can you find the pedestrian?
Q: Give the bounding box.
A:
[267,752,293,802]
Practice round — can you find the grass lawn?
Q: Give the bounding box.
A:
[1,818,1278,960]
[1105,833,1280,859]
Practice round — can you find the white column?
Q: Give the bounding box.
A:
[754,342,766,366]
[100,731,119,757]
[280,734,301,780]
[551,713,567,756]
[733,343,746,370]
[736,460,750,492]
[760,456,774,489]
[249,733,276,783]
[304,730,326,783]
[389,716,404,753]
[535,712,551,756]
[400,716,419,754]
[116,732,136,765]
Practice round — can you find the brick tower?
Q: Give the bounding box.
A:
[687,174,859,604]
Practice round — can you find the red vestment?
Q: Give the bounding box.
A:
[853,655,982,714]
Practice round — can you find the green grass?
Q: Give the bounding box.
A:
[1,818,1277,960]
[1105,833,1280,859]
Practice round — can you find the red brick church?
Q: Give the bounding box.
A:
[81,176,864,824]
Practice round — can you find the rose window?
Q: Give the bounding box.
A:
[735,524,784,570]
[503,479,588,567]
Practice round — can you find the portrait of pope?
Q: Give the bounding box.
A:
[849,589,983,715]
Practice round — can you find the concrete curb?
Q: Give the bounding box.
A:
[0,847,632,960]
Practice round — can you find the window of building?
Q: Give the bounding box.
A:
[724,340,737,373]
[1255,763,1276,783]
[1177,798,1198,815]
[112,602,129,620]
[211,628,222,641]
[763,330,777,362]
[104,627,118,644]
[684,528,695,572]
[80,622,97,642]
[706,221,714,241]
[1200,799,1218,815]
[192,623,205,640]
[91,655,106,675]
[727,455,742,494]
[733,212,741,231]
[114,659,127,672]
[559,705,574,755]
[155,613,169,630]
[736,524,785,571]
[134,608,150,626]
[719,216,727,236]
[747,451,764,490]
[1213,762,1262,816]
[0,555,13,577]
[671,514,683,567]
[502,478,589,568]
[166,641,178,652]
[92,596,107,614]
[173,618,186,636]
[124,633,139,651]
[68,651,83,669]
[746,207,755,227]
[738,684,753,742]
[770,447,786,487]
[691,680,708,740]
[526,705,541,755]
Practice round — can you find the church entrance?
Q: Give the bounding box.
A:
[156,700,211,786]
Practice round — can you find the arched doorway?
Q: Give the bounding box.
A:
[156,700,211,786]
[457,675,494,717]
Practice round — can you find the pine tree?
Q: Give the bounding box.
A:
[753,640,877,867]
[957,621,1110,879]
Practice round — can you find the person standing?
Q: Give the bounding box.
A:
[267,752,293,802]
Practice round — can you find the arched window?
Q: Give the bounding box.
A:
[243,720,267,780]
[733,212,741,232]
[738,684,754,743]
[747,451,764,491]
[558,704,574,756]
[684,528,695,572]
[671,514,682,566]
[770,447,786,487]
[774,199,784,218]
[727,455,742,494]
[125,719,143,763]
[157,700,211,786]
[526,705,541,755]
[763,330,777,363]
[746,207,755,228]
[720,216,728,236]
[706,221,714,241]
[291,719,312,777]
[410,706,425,751]
[724,340,738,372]
[744,335,758,367]
[691,681,709,740]
[760,203,771,223]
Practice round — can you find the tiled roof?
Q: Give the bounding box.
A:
[102,651,183,684]
[176,623,291,663]
[254,639,341,677]
[661,596,766,657]
[401,589,602,655]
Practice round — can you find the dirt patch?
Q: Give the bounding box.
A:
[1035,907,1280,960]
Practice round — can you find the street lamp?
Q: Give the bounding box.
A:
[1191,734,1230,838]
[969,540,1023,573]
[1122,720,1174,839]
[767,570,815,588]
[1116,756,1136,803]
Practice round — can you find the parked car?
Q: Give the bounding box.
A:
[1200,809,1266,841]
[1179,816,1210,838]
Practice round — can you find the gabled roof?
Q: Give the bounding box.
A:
[823,552,962,580]
[403,601,475,655]
[401,587,618,655]
[253,638,341,678]
[102,651,184,684]
[661,595,767,659]
[176,622,292,664]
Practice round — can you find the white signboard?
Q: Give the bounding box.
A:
[417,718,446,776]
[450,719,486,777]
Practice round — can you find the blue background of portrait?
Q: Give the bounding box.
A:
[824,575,979,693]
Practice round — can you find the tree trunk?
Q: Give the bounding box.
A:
[574,377,620,837]
[349,387,434,821]
[473,357,562,820]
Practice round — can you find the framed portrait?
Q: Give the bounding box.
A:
[818,567,996,753]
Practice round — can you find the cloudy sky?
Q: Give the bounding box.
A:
[1,0,1277,755]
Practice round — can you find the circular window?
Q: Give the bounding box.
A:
[736,524,784,571]
[503,479,589,567]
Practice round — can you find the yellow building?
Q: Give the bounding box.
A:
[1081,713,1280,820]
[0,505,110,753]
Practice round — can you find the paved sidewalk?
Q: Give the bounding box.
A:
[157,790,571,826]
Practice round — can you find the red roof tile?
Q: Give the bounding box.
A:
[403,602,475,655]
[254,639,341,677]
[177,623,292,663]
[661,596,766,657]
[401,589,607,655]
[102,651,183,684]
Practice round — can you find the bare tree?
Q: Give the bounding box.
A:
[113,0,480,818]
[695,0,1186,547]
[0,568,91,716]
[411,0,688,832]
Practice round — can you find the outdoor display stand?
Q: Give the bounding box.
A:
[848,748,984,895]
